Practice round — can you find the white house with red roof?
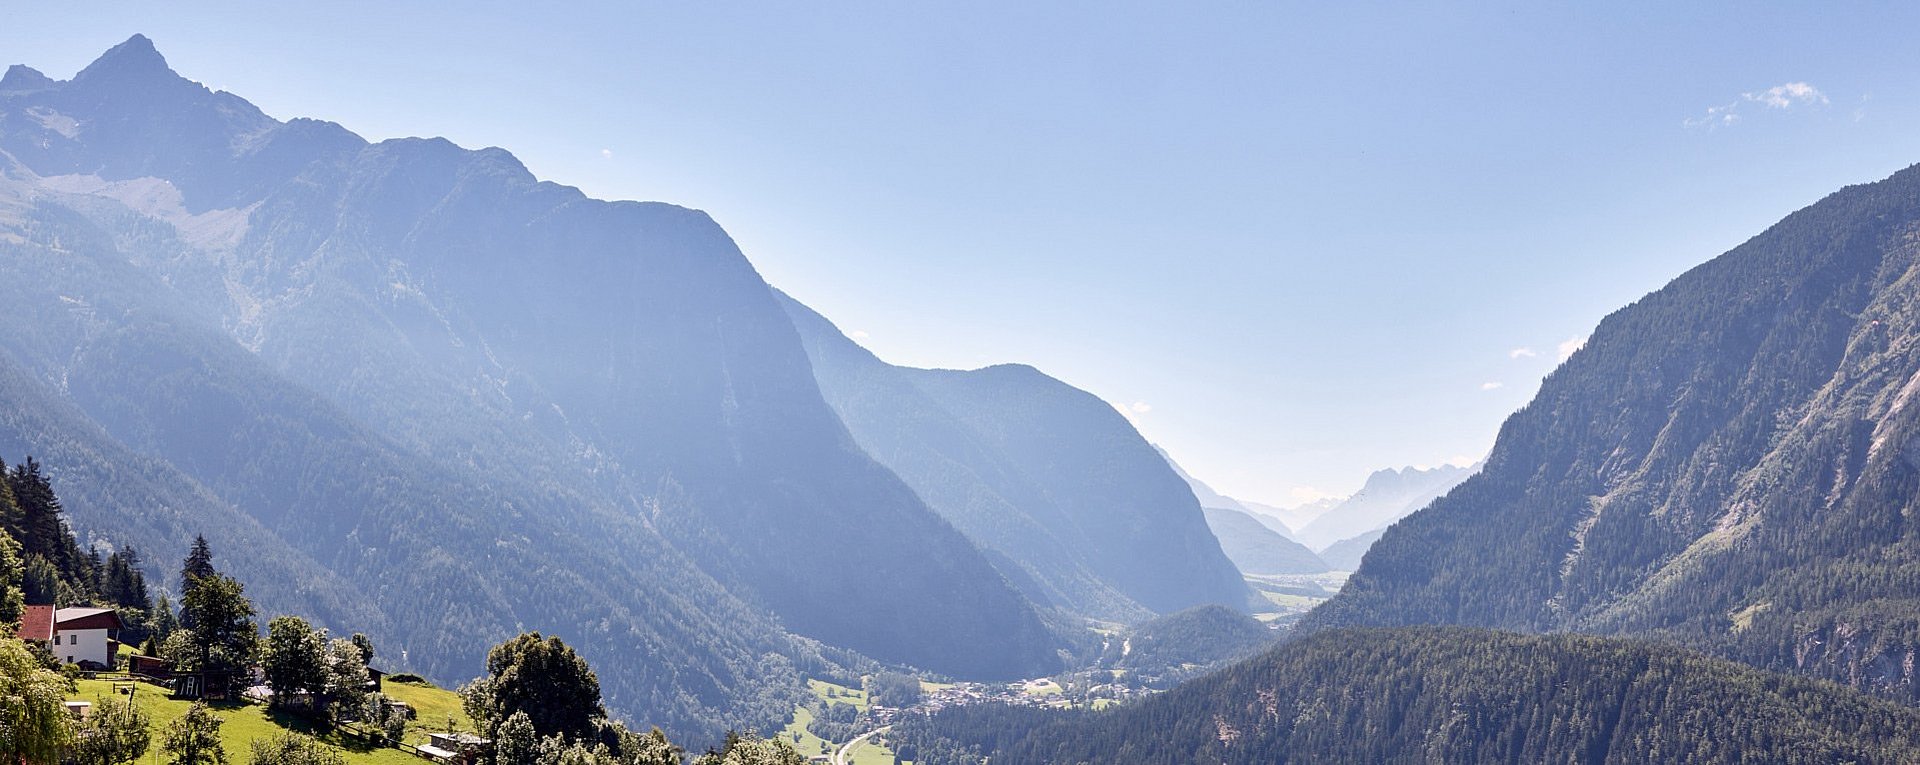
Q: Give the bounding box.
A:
[51,607,123,667]
[14,605,124,668]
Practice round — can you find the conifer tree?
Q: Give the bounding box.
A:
[151,592,178,644]
[179,537,216,630]
[22,554,58,605]
[181,536,215,585]
[9,459,82,582]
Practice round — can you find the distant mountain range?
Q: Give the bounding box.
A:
[782,295,1253,622]
[1292,463,1478,550]
[1248,498,1336,532]
[1161,449,1477,571]
[1155,449,1328,574]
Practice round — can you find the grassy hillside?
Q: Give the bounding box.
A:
[66,677,475,765]
[776,678,903,765]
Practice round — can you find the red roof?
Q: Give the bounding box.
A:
[16,604,53,642]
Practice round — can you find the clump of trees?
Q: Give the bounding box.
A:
[866,672,922,708]
[159,702,225,765]
[161,537,258,697]
[689,732,806,765]
[261,616,371,722]
[69,696,151,765]
[247,733,346,765]
[461,632,685,765]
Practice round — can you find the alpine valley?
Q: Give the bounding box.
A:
[12,30,1920,765]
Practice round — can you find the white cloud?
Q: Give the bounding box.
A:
[1509,347,1537,359]
[1481,381,1504,391]
[1557,334,1587,362]
[1745,82,1827,109]
[1684,102,1741,130]
[848,329,870,341]
[1130,401,1153,414]
[1686,82,1826,130]
[599,148,614,159]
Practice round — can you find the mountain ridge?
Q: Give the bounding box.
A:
[780,291,1255,623]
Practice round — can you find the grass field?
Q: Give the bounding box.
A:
[776,704,839,760]
[379,677,475,740]
[68,677,471,765]
[807,678,870,709]
[781,678,905,764]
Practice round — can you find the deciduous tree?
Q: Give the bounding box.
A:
[0,637,73,764]
[246,733,345,765]
[70,696,151,765]
[462,633,603,742]
[160,702,226,765]
[262,616,326,708]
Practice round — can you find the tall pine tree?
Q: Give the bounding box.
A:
[181,535,215,583]
[8,458,83,584]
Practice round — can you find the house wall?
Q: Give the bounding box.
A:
[54,627,112,666]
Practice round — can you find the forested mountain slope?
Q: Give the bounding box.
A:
[898,627,1920,764]
[1096,604,1277,681]
[781,293,1251,621]
[0,35,1060,736]
[1302,160,1920,702]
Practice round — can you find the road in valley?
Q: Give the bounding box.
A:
[832,725,893,765]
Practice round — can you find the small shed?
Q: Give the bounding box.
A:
[129,654,172,679]
[426,732,492,765]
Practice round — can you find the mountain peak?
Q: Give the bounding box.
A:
[0,64,56,94]
[74,34,177,84]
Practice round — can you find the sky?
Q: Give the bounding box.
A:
[6,3,1920,506]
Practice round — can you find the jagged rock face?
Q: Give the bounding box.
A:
[1302,161,1920,703]
[0,35,1062,737]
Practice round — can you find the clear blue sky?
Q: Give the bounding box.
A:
[7,3,1920,505]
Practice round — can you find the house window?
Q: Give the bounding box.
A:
[53,635,61,645]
